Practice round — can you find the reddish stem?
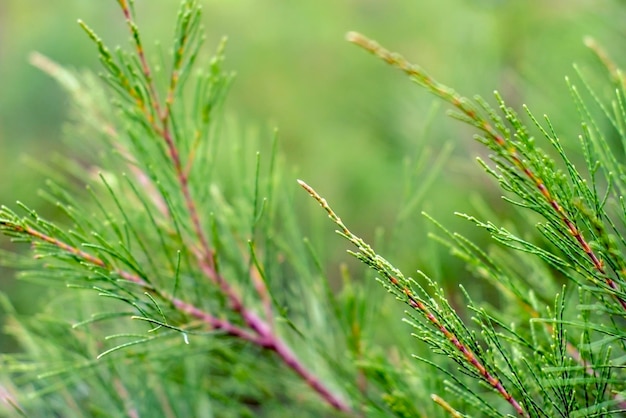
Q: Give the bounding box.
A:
[402,280,529,417]
[3,221,351,412]
[300,180,529,416]
[346,32,626,312]
[30,3,352,412]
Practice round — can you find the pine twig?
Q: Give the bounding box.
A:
[0,219,254,343]
[110,2,351,412]
[0,216,351,412]
[117,0,210,257]
[345,31,626,313]
[298,180,529,417]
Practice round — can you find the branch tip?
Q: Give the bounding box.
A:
[345,31,362,43]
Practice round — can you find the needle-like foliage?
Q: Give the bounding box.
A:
[300,33,626,417]
[2,1,626,417]
[1,1,354,416]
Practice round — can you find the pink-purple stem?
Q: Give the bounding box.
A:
[7,222,350,412]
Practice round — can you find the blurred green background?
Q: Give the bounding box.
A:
[1,0,625,351]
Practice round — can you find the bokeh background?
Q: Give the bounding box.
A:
[2,0,626,352]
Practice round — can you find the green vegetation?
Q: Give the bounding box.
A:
[1,1,626,416]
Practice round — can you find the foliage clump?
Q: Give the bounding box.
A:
[1,1,625,417]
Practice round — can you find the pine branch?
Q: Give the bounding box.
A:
[298,180,529,417]
[2,1,351,414]
[1,201,351,412]
[345,31,626,314]
[109,2,349,412]
[301,32,626,417]
[4,2,626,416]
[110,2,350,410]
